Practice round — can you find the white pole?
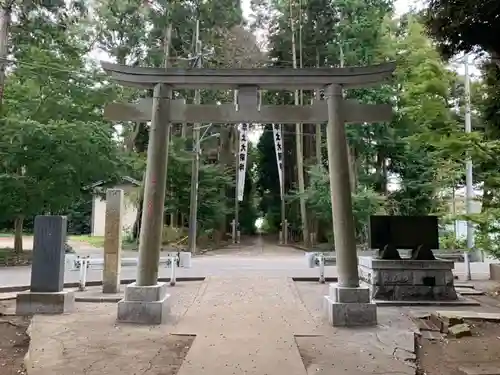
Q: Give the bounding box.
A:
[79,257,89,291]
[170,256,177,286]
[319,255,325,284]
[464,55,473,281]
[187,19,202,254]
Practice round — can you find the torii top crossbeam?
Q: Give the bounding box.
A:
[101,62,396,90]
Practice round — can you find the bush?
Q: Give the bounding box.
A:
[439,232,466,250]
[161,226,185,245]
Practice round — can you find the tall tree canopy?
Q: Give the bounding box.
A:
[424,0,500,66]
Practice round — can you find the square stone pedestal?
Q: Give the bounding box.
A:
[358,256,457,301]
[16,291,75,315]
[117,282,171,324]
[323,283,377,327]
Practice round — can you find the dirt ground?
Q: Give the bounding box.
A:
[415,280,500,375]
[0,301,30,375]
[417,320,500,375]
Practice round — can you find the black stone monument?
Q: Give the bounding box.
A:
[16,215,75,315]
[369,215,439,260]
[30,215,67,293]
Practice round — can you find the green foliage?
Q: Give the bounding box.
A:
[0,118,126,220]
[439,232,466,251]
[468,209,500,260]
[423,0,500,62]
[164,138,233,234]
[301,165,387,244]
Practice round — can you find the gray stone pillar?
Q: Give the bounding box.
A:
[103,189,124,294]
[16,216,75,315]
[323,84,376,326]
[136,83,172,286]
[117,83,172,324]
[325,84,359,287]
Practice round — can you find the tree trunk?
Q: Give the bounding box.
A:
[14,215,24,253]
[290,1,309,247]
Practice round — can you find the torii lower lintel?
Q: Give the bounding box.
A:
[104,98,392,124]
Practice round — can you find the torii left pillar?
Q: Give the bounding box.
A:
[117,83,172,324]
[323,84,377,327]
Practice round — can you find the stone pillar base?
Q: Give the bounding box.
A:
[16,291,75,315]
[117,282,171,324]
[323,283,377,327]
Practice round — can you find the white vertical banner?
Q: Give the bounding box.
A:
[272,124,284,199]
[237,123,249,201]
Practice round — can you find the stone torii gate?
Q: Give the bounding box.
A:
[102,61,396,326]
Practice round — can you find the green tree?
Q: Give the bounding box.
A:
[0,0,130,251]
[0,119,125,252]
[423,0,500,67]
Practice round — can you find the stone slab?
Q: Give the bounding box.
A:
[458,363,500,375]
[30,215,67,293]
[16,290,75,315]
[358,256,454,270]
[448,323,472,338]
[0,292,17,301]
[178,252,192,268]
[329,283,370,303]
[374,297,480,306]
[456,287,484,295]
[490,263,500,280]
[76,295,123,303]
[323,295,377,327]
[124,282,168,302]
[455,283,476,289]
[434,311,500,322]
[416,330,444,340]
[117,294,171,324]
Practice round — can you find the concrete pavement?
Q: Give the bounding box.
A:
[0,255,339,288]
[24,275,415,375]
[0,252,493,289]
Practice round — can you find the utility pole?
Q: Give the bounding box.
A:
[290,0,309,248]
[187,20,202,254]
[281,123,287,245]
[0,3,12,108]
[464,55,474,280]
[312,51,321,247]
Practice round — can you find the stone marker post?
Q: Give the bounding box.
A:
[117,83,172,324]
[323,84,377,326]
[103,189,124,294]
[16,215,75,315]
[231,219,236,244]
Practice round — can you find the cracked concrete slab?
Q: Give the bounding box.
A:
[24,276,422,375]
[24,282,203,375]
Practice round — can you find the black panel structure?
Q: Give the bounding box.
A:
[369,215,439,260]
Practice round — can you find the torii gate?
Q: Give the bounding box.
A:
[102,62,396,327]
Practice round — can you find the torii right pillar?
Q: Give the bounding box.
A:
[323,84,377,327]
